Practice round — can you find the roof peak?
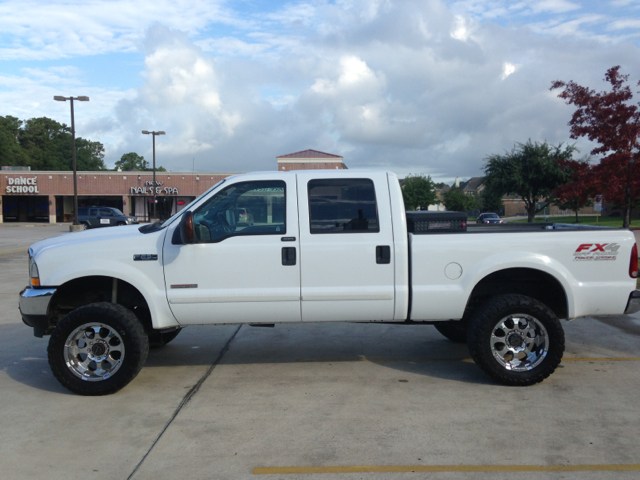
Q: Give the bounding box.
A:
[277,149,343,159]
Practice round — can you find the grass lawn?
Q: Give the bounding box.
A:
[509,215,640,228]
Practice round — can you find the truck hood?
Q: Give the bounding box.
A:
[31,225,169,287]
[30,225,149,256]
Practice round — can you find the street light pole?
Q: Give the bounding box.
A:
[54,95,89,231]
[141,130,165,222]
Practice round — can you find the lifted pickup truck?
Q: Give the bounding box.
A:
[19,171,640,395]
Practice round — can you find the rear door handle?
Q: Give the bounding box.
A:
[376,246,391,264]
[282,247,296,266]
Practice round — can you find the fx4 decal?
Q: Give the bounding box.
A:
[573,243,620,261]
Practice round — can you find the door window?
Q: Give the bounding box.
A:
[192,180,286,242]
[308,179,379,233]
[100,208,113,216]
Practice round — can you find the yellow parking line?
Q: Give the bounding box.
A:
[296,357,640,363]
[254,464,640,474]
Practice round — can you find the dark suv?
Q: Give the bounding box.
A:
[77,207,139,229]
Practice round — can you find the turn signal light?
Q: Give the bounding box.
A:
[630,243,638,279]
[30,278,40,287]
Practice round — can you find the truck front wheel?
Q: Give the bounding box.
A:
[467,294,564,386]
[47,302,149,395]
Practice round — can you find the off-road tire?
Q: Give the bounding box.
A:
[467,294,564,386]
[48,302,149,395]
[148,328,182,349]
[434,321,468,343]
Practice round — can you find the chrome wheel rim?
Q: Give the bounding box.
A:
[490,314,549,371]
[63,323,125,381]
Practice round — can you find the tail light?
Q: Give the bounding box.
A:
[630,243,638,278]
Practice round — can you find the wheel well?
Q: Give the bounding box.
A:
[464,268,568,320]
[49,276,153,333]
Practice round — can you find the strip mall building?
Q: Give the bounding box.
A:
[0,150,346,224]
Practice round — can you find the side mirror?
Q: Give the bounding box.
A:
[179,211,195,244]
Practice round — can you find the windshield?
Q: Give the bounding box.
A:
[484,213,499,218]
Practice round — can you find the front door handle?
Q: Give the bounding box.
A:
[376,246,391,264]
[282,247,296,266]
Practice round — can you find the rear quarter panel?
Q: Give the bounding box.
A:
[410,229,636,320]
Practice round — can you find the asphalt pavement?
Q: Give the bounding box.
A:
[1,224,639,479]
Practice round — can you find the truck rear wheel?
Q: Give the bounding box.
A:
[467,294,564,386]
[47,302,149,395]
[434,321,468,343]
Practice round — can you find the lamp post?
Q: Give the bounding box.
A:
[54,95,89,231]
[142,130,165,221]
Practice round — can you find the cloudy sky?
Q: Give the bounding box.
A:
[1,0,640,181]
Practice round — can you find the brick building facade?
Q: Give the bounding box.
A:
[1,149,345,223]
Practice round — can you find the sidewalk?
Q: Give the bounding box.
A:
[0,223,71,256]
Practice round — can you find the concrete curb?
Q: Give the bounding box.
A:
[0,248,28,256]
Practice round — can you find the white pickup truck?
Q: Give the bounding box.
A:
[19,170,640,395]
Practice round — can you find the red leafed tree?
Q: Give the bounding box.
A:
[551,66,640,228]
[552,158,594,223]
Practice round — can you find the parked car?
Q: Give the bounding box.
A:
[77,207,138,229]
[19,170,639,395]
[476,212,503,224]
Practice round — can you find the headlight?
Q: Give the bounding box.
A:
[29,256,40,287]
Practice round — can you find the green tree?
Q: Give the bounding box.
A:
[483,140,575,222]
[401,174,437,211]
[15,117,106,171]
[115,152,149,171]
[443,186,478,212]
[18,117,71,170]
[0,116,30,167]
[115,152,166,172]
[479,185,504,213]
[75,138,106,170]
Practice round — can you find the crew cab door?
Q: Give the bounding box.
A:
[163,175,301,324]
[296,172,396,322]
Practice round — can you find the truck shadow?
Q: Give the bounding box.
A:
[3,322,496,393]
[144,323,496,385]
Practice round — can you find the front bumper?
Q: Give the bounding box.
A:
[19,286,56,337]
[624,290,640,315]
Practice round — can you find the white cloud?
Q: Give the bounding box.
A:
[3,0,640,180]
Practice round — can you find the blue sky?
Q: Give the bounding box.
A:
[1,0,640,181]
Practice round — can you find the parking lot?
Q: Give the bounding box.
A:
[1,224,640,479]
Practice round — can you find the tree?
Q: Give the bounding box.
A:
[11,116,106,171]
[0,116,29,167]
[443,186,477,212]
[114,152,166,172]
[115,152,149,171]
[483,140,574,222]
[479,185,504,213]
[75,138,106,170]
[401,174,437,211]
[552,158,593,223]
[552,66,640,228]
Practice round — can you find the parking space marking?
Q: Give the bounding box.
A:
[253,464,640,474]
[296,357,640,363]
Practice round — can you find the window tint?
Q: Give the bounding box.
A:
[192,180,286,242]
[89,208,98,216]
[308,179,379,234]
[100,208,113,216]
